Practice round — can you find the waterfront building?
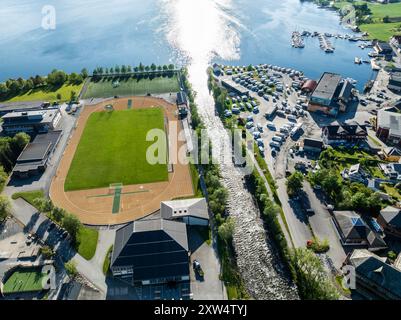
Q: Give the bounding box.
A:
[388,72,401,92]
[308,72,354,116]
[376,102,401,145]
[1,108,61,136]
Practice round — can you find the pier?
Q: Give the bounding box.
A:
[291,31,305,48]
[318,33,334,53]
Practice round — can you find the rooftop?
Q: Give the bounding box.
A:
[161,198,209,221]
[311,72,342,101]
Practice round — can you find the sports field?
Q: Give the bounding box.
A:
[3,267,46,294]
[82,75,180,99]
[65,108,168,191]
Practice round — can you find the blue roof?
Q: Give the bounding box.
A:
[351,217,365,227]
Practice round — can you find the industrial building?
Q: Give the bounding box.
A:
[110,219,190,286]
[12,130,62,178]
[308,72,354,116]
[1,108,61,136]
[376,102,401,145]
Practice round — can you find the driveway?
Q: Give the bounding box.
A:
[276,179,312,248]
[188,227,227,300]
[302,182,346,269]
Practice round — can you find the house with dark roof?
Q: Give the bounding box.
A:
[338,80,354,112]
[322,121,367,145]
[110,219,190,286]
[332,211,387,251]
[346,249,401,300]
[374,41,394,61]
[388,72,401,93]
[160,198,209,226]
[301,138,323,153]
[377,206,401,239]
[12,131,62,178]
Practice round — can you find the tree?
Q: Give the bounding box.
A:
[0,83,9,98]
[41,246,55,259]
[33,198,53,213]
[11,132,30,154]
[321,171,342,202]
[0,166,8,192]
[47,70,68,87]
[138,63,145,72]
[0,195,11,222]
[80,68,89,79]
[62,213,82,241]
[69,72,83,85]
[218,217,235,243]
[70,90,77,102]
[64,260,78,278]
[51,206,66,222]
[115,65,120,74]
[168,64,175,70]
[151,63,157,71]
[286,171,304,196]
[291,248,339,300]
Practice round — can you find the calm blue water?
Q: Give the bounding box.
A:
[0,0,376,90]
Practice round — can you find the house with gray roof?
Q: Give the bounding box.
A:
[377,206,401,239]
[378,162,401,180]
[376,102,401,146]
[347,249,401,300]
[332,211,387,251]
[160,198,209,226]
[110,219,190,286]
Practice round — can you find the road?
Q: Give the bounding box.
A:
[276,179,312,248]
[302,182,346,269]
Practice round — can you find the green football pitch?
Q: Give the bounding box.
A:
[82,74,180,99]
[64,108,168,191]
[3,268,47,294]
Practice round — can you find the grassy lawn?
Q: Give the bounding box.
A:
[360,22,401,41]
[76,227,99,260]
[383,184,401,201]
[65,108,168,191]
[3,267,47,294]
[333,1,401,41]
[103,245,113,275]
[12,190,45,209]
[189,163,203,198]
[3,83,83,103]
[83,75,180,99]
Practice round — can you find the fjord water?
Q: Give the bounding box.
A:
[1,0,375,89]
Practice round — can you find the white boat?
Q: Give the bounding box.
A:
[354,57,362,64]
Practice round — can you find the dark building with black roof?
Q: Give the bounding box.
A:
[13,130,62,178]
[302,138,323,153]
[322,121,367,145]
[110,219,190,286]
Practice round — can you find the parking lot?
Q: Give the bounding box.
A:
[218,64,314,173]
